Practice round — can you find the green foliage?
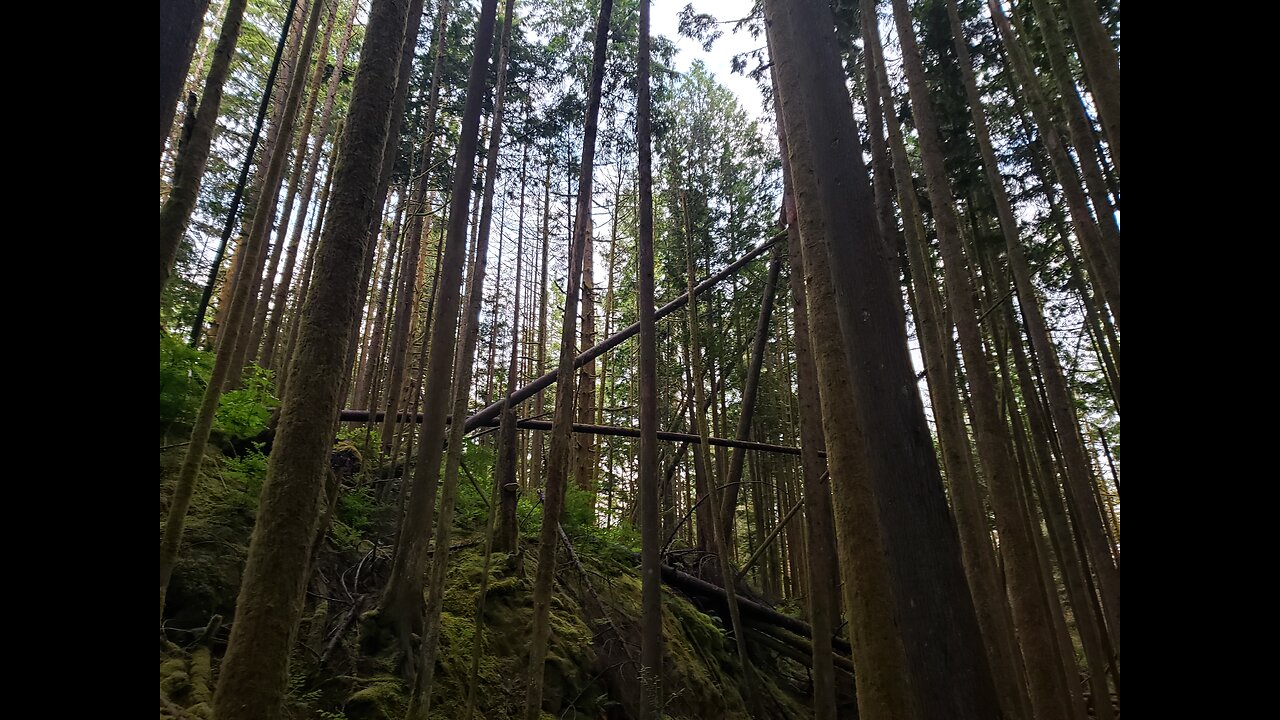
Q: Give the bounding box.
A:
[561,483,597,536]
[332,483,376,549]
[337,425,382,463]
[222,445,269,500]
[214,364,279,439]
[452,441,497,530]
[159,331,280,440]
[160,330,213,431]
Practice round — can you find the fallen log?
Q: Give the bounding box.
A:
[462,233,783,431]
[745,626,855,677]
[336,235,782,433]
[335,412,814,457]
[659,564,852,657]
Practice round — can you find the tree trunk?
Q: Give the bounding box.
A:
[245,2,339,359]
[951,0,1121,661]
[406,6,515,712]
[1024,0,1120,274]
[575,214,597,507]
[248,1,340,352]
[779,157,838,720]
[207,0,412,715]
[375,0,497,666]
[278,121,339,383]
[532,154,552,485]
[207,4,307,351]
[888,0,1082,716]
[770,0,1005,716]
[373,0,452,457]
[222,0,328,389]
[160,0,323,624]
[187,0,300,347]
[1044,0,1120,176]
[159,0,249,298]
[261,0,358,370]
[493,137,529,555]
[681,190,762,717]
[161,0,212,159]
[523,3,613,717]
[987,0,1119,329]
[718,252,781,542]
[353,193,405,410]
[636,1,662,712]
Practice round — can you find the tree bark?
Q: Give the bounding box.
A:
[987,0,1119,328]
[1045,0,1121,175]
[636,1,662,712]
[951,0,1121,660]
[523,3,613,717]
[244,2,339,362]
[161,0,212,159]
[160,0,323,625]
[493,143,528,555]
[247,1,340,359]
[207,4,307,351]
[375,0,497,665]
[770,0,1004,716]
[222,0,328,389]
[718,251,781,542]
[406,7,515,713]
[208,0,412,715]
[261,0,358,370]
[159,0,249,298]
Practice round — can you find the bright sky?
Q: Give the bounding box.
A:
[651,0,769,122]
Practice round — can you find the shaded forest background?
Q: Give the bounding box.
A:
[158,0,1119,717]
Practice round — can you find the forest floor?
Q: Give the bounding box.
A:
[159,435,849,719]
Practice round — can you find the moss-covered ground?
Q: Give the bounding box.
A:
[160,438,828,720]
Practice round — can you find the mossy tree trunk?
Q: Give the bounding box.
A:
[159,0,325,627]
[773,87,838,720]
[768,0,1004,716]
[766,9,919,719]
[207,0,413,715]
[405,7,514,714]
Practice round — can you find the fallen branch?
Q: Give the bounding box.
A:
[319,594,368,669]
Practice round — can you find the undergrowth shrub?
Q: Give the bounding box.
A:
[160,330,279,440]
